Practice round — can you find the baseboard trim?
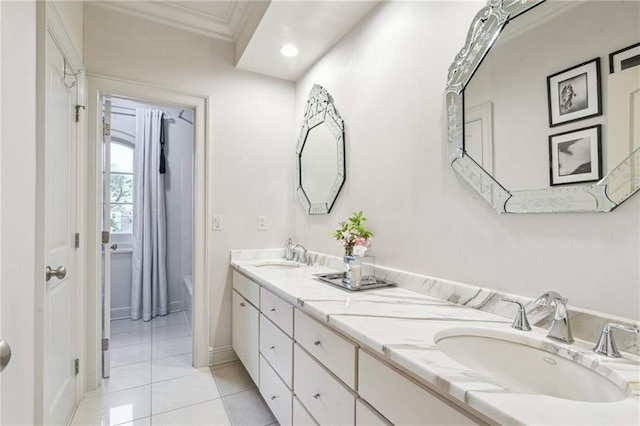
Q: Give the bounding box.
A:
[111,301,183,320]
[110,307,130,320]
[209,345,237,366]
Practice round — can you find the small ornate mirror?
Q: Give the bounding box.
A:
[296,84,346,214]
[446,0,640,213]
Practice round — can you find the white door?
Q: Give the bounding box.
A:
[607,67,640,201]
[43,31,78,425]
[102,98,112,378]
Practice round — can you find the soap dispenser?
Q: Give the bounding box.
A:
[285,238,294,260]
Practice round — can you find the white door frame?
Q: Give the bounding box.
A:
[85,75,209,391]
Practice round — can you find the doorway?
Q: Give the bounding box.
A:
[101,97,195,382]
[86,76,209,393]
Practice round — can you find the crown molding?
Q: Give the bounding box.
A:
[88,0,259,42]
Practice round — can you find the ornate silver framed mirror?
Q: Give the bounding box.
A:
[296,84,346,214]
[446,0,640,213]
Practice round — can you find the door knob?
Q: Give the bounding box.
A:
[46,265,67,281]
[0,340,11,373]
[110,244,118,251]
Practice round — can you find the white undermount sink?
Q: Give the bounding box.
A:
[252,260,302,269]
[434,327,629,402]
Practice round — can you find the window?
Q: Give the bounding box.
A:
[110,142,134,234]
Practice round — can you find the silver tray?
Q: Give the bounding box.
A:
[313,272,396,291]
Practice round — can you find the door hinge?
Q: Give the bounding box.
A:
[74,233,80,249]
[75,105,85,123]
[74,358,80,375]
[102,231,110,244]
[102,122,111,137]
[102,338,109,351]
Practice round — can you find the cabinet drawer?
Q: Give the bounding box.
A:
[260,355,292,426]
[232,290,259,384]
[356,399,391,426]
[261,288,294,336]
[294,310,357,389]
[232,271,260,307]
[260,314,293,387]
[293,396,318,425]
[359,350,478,425]
[294,344,355,426]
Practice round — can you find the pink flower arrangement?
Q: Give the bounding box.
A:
[331,211,373,256]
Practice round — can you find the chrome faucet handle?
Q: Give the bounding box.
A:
[534,291,565,308]
[292,244,313,266]
[593,323,640,358]
[534,291,573,343]
[501,298,531,331]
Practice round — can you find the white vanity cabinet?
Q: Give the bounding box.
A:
[259,287,296,426]
[294,344,356,425]
[355,399,392,426]
[232,271,261,384]
[231,266,481,426]
[294,310,357,425]
[358,350,479,425]
[294,309,357,389]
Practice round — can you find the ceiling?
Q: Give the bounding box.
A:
[91,0,379,81]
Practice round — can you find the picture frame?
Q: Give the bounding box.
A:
[547,58,601,127]
[609,42,640,73]
[549,125,601,186]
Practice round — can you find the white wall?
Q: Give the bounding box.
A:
[83,4,295,359]
[293,1,640,320]
[51,1,82,57]
[1,1,37,423]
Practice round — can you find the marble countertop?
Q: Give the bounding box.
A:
[230,253,640,425]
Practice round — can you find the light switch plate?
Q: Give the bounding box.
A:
[213,215,222,231]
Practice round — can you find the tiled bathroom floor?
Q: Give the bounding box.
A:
[70,312,277,425]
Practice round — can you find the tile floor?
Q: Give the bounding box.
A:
[70,312,277,426]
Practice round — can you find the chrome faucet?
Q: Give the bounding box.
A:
[593,322,640,358]
[292,244,313,265]
[284,238,295,261]
[501,298,531,331]
[534,291,573,343]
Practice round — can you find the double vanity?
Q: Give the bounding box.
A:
[230,249,640,425]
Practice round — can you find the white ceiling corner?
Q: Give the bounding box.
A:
[91,0,256,41]
[89,0,379,81]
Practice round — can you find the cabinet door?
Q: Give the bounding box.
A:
[293,397,318,426]
[232,271,260,307]
[232,290,259,384]
[294,310,357,389]
[359,350,478,425]
[260,314,293,387]
[294,344,355,425]
[261,288,294,336]
[356,399,391,426]
[260,355,292,426]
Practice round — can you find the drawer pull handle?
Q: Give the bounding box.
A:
[270,308,276,312]
[240,302,246,307]
[312,392,320,399]
[269,345,275,350]
[270,395,277,400]
[312,340,321,346]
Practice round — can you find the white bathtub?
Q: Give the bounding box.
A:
[182,275,193,329]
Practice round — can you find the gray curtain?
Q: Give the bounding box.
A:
[131,109,168,321]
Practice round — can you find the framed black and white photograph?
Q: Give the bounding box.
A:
[549,125,601,186]
[609,42,640,73]
[547,58,601,127]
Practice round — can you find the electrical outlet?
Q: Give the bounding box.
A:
[213,215,222,231]
[257,216,266,231]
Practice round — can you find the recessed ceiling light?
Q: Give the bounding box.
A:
[280,44,299,57]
